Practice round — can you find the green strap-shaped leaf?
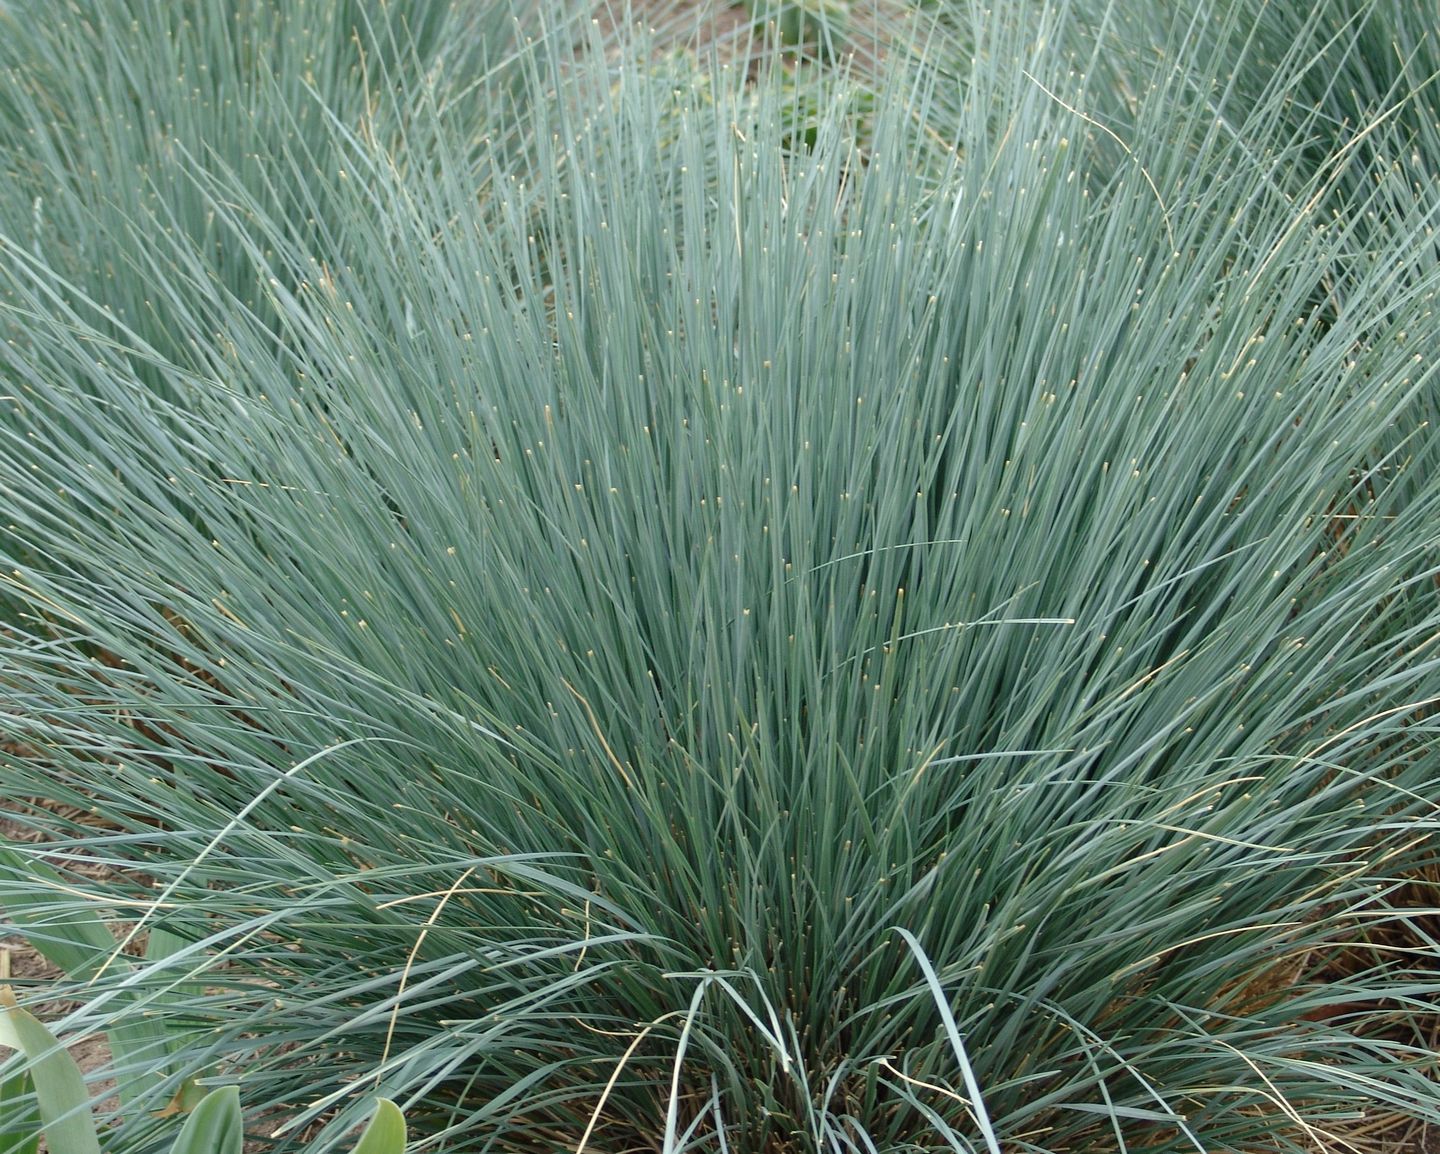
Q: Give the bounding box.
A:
[168,1086,243,1154]
[0,848,122,984]
[144,926,208,1068]
[0,992,102,1154]
[350,1099,406,1154]
[0,1061,41,1154]
[0,846,182,1110]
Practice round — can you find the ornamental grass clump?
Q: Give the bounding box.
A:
[1,1,1438,1151]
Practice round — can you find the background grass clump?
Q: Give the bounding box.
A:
[1,0,1438,1151]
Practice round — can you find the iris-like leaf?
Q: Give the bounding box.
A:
[169,1087,242,1154]
[0,993,101,1154]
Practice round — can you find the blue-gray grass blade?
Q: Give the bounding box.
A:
[895,929,1003,1154]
